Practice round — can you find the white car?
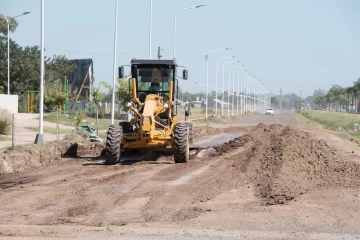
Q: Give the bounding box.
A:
[265,108,274,115]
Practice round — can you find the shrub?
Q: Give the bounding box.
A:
[87,108,105,119]
[0,109,12,135]
[74,111,85,127]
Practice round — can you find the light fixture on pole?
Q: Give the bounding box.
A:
[194,82,216,91]
[34,1,44,144]
[0,12,30,95]
[110,0,119,124]
[173,5,205,59]
[205,48,231,119]
[215,56,235,115]
[221,60,239,116]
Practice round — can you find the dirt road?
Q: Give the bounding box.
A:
[1,111,360,240]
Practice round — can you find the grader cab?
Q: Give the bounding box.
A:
[104,59,193,165]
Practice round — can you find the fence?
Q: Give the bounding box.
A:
[60,101,123,114]
[0,113,40,149]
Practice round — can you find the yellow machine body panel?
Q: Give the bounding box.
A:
[119,75,178,151]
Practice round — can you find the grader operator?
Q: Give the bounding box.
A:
[104,59,194,165]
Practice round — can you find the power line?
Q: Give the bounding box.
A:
[161,49,204,59]
[45,47,158,55]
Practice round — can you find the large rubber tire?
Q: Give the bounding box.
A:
[185,122,194,144]
[105,124,122,165]
[173,123,190,163]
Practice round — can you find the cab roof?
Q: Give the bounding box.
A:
[131,59,177,66]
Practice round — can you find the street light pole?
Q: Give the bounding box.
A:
[205,48,230,119]
[149,0,152,59]
[242,76,252,113]
[221,60,239,116]
[234,72,248,116]
[35,1,45,144]
[228,65,243,117]
[110,0,119,124]
[215,56,235,115]
[0,12,30,95]
[173,5,205,59]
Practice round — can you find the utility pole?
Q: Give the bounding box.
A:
[280,88,283,109]
[157,46,162,60]
[300,90,302,110]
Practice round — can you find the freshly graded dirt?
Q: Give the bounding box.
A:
[0,115,360,239]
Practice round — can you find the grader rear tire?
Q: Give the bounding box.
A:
[173,123,190,163]
[105,124,122,165]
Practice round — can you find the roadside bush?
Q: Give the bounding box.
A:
[0,109,12,135]
[87,108,105,119]
[74,111,85,127]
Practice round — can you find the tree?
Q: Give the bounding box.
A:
[0,14,18,35]
[0,36,75,112]
[117,78,132,108]
[91,78,104,135]
[100,78,132,109]
[45,83,68,140]
[270,96,280,108]
[46,55,76,85]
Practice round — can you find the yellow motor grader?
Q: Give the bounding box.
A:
[104,59,193,165]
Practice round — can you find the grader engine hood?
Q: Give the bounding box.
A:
[140,94,169,139]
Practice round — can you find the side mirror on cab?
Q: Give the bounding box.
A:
[119,66,125,79]
[183,69,188,80]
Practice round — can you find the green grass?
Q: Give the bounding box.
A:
[297,110,360,131]
[98,132,107,140]
[25,127,73,135]
[43,112,112,131]
[297,110,360,142]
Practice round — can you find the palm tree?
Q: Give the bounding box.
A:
[345,87,353,112]
[352,79,360,113]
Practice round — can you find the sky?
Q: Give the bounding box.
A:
[2,0,360,97]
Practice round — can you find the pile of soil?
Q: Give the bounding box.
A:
[214,123,360,205]
[194,126,223,138]
[0,131,95,174]
[193,125,250,139]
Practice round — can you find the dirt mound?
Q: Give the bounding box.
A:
[0,131,95,174]
[214,123,360,205]
[194,126,222,138]
[194,125,250,139]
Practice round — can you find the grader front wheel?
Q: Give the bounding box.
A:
[105,124,122,165]
[173,123,190,163]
